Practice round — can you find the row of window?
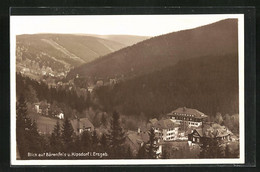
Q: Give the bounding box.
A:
[189,122,199,126]
[166,137,175,140]
[192,137,200,143]
[167,128,176,131]
[167,132,175,136]
[172,116,201,122]
[173,112,195,117]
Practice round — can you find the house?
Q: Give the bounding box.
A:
[167,107,208,127]
[70,118,94,135]
[151,119,180,141]
[187,122,233,146]
[34,103,41,113]
[126,130,149,156]
[96,80,104,87]
[56,112,64,119]
[87,86,94,93]
[109,78,118,85]
[149,118,158,125]
[34,102,50,115]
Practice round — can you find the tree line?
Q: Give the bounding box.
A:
[17,93,238,160]
[16,94,160,159]
[94,54,239,124]
[16,73,92,117]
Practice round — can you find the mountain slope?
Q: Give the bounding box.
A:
[94,53,239,118]
[82,34,150,46]
[68,19,238,80]
[16,34,143,75]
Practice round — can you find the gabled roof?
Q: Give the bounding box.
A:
[149,118,158,125]
[168,107,208,118]
[126,130,149,150]
[153,119,179,129]
[70,118,94,133]
[191,122,233,138]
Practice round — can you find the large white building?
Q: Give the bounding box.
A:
[167,107,208,127]
[151,119,180,141]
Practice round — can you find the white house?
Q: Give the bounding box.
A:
[56,113,64,119]
[167,107,208,128]
[152,119,180,141]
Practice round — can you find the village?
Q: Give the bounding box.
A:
[30,101,239,159]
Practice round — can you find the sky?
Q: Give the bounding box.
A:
[11,14,240,36]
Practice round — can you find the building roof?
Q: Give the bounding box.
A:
[168,107,208,119]
[70,118,94,133]
[149,118,158,125]
[153,119,179,129]
[126,130,149,151]
[193,122,233,138]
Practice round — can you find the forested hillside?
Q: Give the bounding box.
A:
[16,34,127,73]
[68,19,238,81]
[16,73,92,117]
[94,53,238,118]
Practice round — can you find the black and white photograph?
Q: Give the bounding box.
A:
[10,14,245,165]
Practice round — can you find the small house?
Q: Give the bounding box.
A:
[56,112,64,119]
[70,118,94,135]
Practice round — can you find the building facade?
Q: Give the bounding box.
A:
[167,107,208,127]
[151,119,180,141]
[70,118,94,135]
[187,122,233,146]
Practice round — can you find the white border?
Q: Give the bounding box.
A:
[10,14,244,165]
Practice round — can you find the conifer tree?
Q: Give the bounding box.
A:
[49,121,62,152]
[108,111,126,158]
[162,146,170,159]
[210,138,223,158]
[16,94,30,159]
[199,138,208,158]
[29,120,44,154]
[81,131,92,152]
[92,130,99,151]
[199,132,223,158]
[225,144,231,158]
[125,146,133,159]
[61,118,75,152]
[17,94,43,159]
[146,128,158,159]
[136,144,147,159]
[101,113,107,127]
[100,133,108,152]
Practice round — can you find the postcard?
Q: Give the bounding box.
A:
[10,13,244,165]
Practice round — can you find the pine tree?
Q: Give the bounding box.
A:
[16,94,31,159]
[16,94,43,159]
[136,144,147,159]
[100,133,108,152]
[61,118,75,152]
[225,144,231,158]
[81,131,92,152]
[49,121,63,152]
[92,130,99,151]
[108,111,126,158]
[29,120,44,154]
[125,146,133,159]
[146,128,158,159]
[162,145,170,159]
[199,138,208,158]
[101,113,107,127]
[210,138,223,158]
[199,134,223,158]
